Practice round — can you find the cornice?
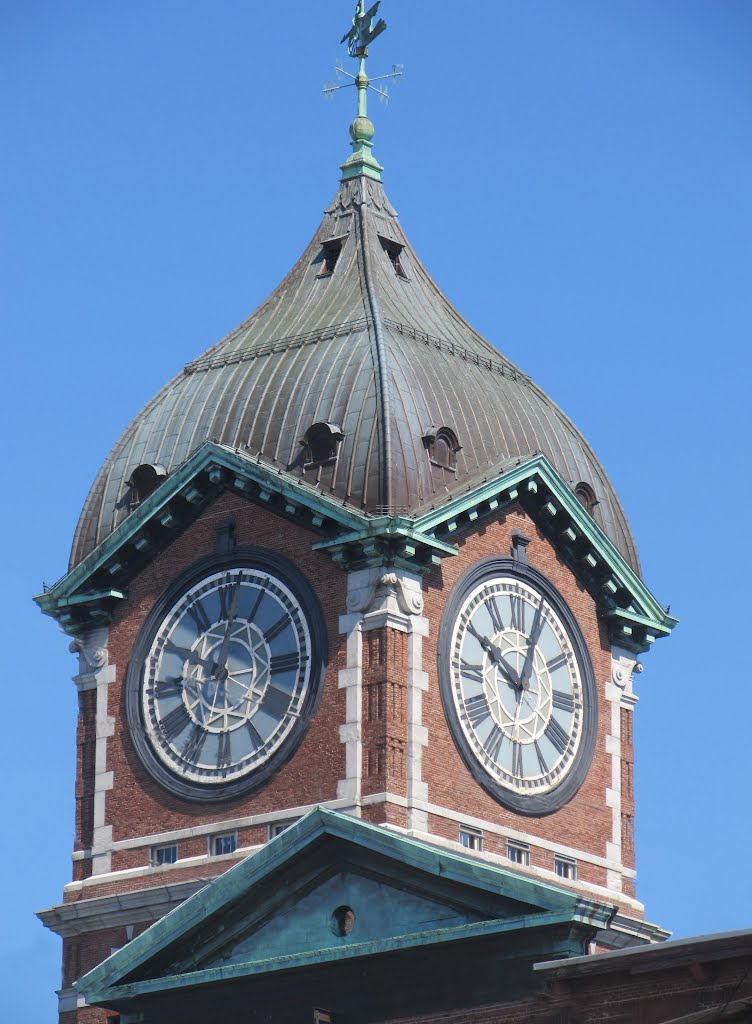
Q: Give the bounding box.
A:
[36,444,675,653]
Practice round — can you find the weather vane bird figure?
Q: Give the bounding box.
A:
[341,1,387,58]
[324,1,402,182]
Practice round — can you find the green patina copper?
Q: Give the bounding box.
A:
[75,807,614,1008]
[35,441,676,652]
[339,2,386,181]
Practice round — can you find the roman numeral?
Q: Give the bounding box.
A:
[187,599,211,633]
[245,720,264,750]
[219,581,239,618]
[247,584,266,623]
[512,741,524,777]
[264,613,291,644]
[465,693,490,727]
[552,689,575,713]
[270,652,300,674]
[485,724,504,762]
[217,730,232,768]
[263,685,291,721]
[161,704,190,741]
[163,639,190,660]
[547,653,569,673]
[534,741,549,774]
[154,677,184,699]
[486,596,504,634]
[510,594,526,632]
[182,725,206,763]
[460,659,485,685]
[529,604,546,645]
[545,716,570,755]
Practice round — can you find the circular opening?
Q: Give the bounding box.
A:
[330,905,356,937]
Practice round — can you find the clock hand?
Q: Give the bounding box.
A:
[519,604,545,690]
[212,580,242,678]
[168,644,217,676]
[467,623,521,687]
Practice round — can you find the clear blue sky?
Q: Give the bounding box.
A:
[3,2,751,1019]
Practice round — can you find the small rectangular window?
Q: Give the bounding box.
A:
[554,855,577,880]
[507,841,530,866]
[268,818,299,840]
[379,236,408,279]
[317,236,346,276]
[150,844,178,867]
[211,832,237,857]
[459,826,483,852]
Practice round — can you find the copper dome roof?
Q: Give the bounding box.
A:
[71,174,639,573]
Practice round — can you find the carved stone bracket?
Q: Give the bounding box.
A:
[69,629,109,679]
[347,568,424,618]
[611,646,642,709]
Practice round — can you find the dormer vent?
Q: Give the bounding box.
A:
[379,236,407,279]
[126,463,167,507]
[574,481,598,516]
[317,235,347,277]
[422,426,461,471]
[300,422,344,467]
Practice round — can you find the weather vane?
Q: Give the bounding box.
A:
[323,1,403,108]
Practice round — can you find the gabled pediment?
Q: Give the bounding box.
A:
[36,439,675,652]
[76,808,613,1009]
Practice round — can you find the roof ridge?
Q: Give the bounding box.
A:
[356,186,393,509]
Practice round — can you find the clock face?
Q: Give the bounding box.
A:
[439,560,596,815]
[127,554,325,800]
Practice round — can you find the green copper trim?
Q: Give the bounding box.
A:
[83,910,596,1005]
[36,442,675,653]
[339,5,385,181]
[34,441,370,625]
[76,806,612,1006]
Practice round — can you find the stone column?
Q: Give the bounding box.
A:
[337,567,428,828]
[70,627,115,877]
[605,645,641,896]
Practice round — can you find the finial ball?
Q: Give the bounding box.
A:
[349,115,375,143]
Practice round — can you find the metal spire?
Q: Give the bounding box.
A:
[323,1,402,181]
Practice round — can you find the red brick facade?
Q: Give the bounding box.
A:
[58,488,643,1019]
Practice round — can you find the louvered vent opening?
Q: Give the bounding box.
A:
[574,482,598,516]
[301,422,344,467]
[317,236,346,277]
[126,463,167,508]
[379,236,408,279]
[423,426,461,471]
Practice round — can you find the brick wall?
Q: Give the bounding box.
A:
[421,505,617,865]
[62,492,642,1022]
[72,491,348,890]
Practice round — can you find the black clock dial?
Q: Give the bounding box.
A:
[126,552,326,802]
[439,559,597,816]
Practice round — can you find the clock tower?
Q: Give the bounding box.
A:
[36,4,676,1021]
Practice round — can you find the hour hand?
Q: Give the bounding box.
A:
[467,624,520,687]
[164,641,215,675]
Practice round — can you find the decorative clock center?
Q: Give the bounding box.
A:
[183,622,271,733]
[127,557,324,800]
[481,629,554,744]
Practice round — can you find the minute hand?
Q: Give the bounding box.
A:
[213,581,241,675]
[519,605,546,688]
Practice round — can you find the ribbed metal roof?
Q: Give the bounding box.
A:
[71,174,639,573]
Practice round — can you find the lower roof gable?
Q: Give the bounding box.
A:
[77,808,614,1008]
